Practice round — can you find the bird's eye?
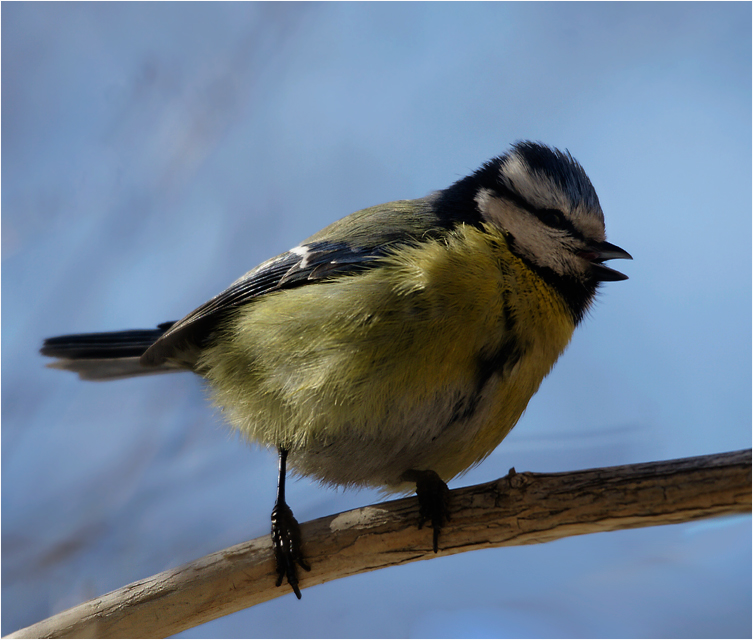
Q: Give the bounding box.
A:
[539,209,567,229]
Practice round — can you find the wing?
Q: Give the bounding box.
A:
[142,197,445,366]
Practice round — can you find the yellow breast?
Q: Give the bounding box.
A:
[199,224,576,488]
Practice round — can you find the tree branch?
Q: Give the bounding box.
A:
[7,449,751,639]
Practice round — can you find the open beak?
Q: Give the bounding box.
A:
[579,240,633,282]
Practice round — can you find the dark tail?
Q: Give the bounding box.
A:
[40,322,183,381]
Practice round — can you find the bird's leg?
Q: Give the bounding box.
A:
[401,469,451,553]
[271,447,310,599]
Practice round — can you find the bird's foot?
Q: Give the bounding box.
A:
[271,501,311,599]
[403,469,451,553]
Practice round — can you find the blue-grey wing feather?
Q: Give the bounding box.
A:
[142,242,389,365]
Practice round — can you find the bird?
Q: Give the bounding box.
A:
[41,141,631,599]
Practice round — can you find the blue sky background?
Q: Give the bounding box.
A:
[2,3,751,638]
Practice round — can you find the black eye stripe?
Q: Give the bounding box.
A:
[534,207,584,240]
[538,208,567,229]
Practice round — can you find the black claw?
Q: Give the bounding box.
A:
[403,469,451,553]
[271,502,310,599]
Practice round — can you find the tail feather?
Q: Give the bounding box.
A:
[40,323,183,381]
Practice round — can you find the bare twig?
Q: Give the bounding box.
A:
[7,449,751,639]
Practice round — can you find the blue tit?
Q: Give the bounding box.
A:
[41,141,631,598]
